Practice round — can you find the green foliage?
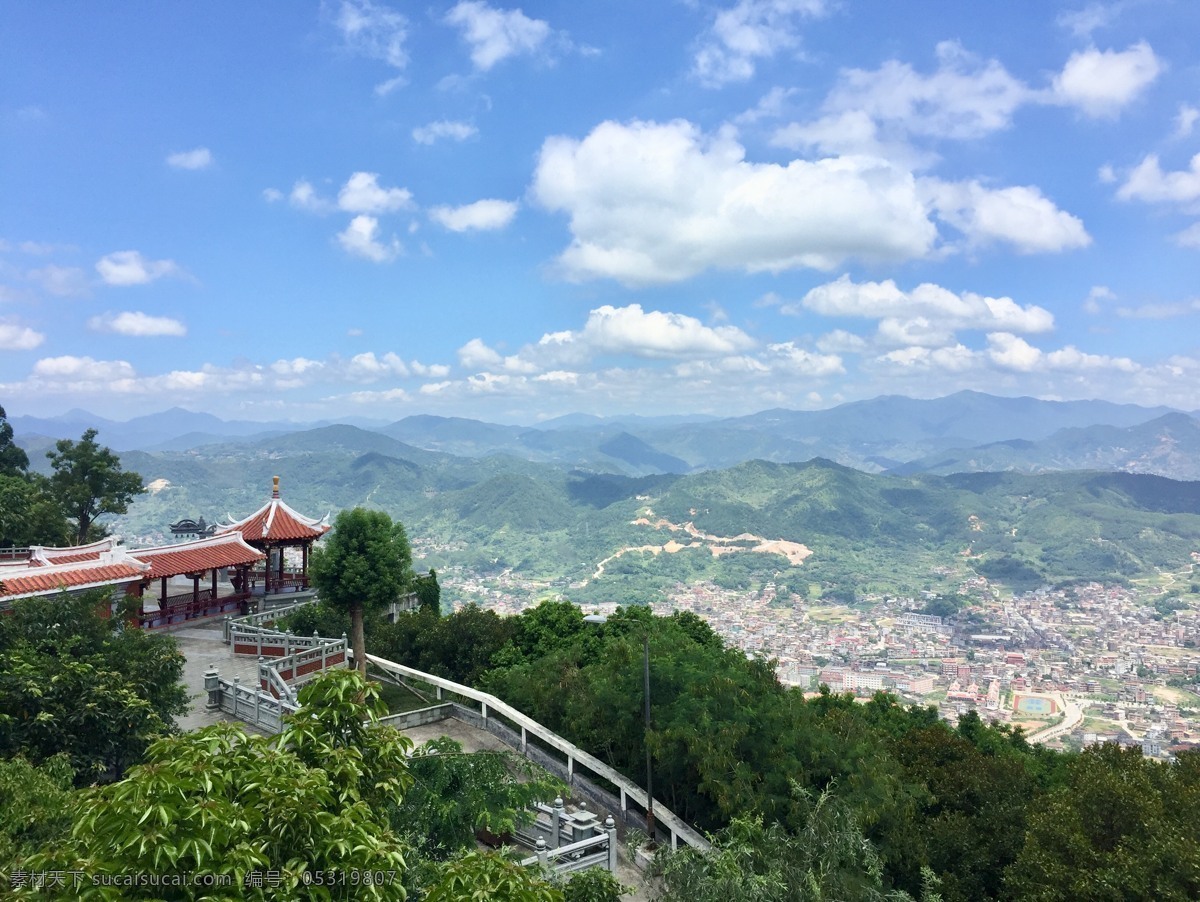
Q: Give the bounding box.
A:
[0,403,30,475]
[0,592,187,783]
[415,568,442,614]
[424,851,563,902]
[560,867,629,902]
[311,507,414,674]
[656,792,912,902]
[0,472,73,548]
[46,428,145,544]
[377,605,516,686]
[392,737,565,861]
[19,669,411,900]
[1004,744,1200,901]
[0,754,74,866]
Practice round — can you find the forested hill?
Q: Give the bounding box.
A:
[113,428,1200,600]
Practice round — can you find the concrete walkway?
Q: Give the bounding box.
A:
[171,619,263,731]
[170,621,655,900]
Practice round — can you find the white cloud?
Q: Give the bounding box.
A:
[338,172,414,214]
[816,329,867,353]
[924,179,1091,253]
[1176,104,1200,139]
[539,303,756,360]
[877,344,976,372]
[290,180,333,212]
[262,188,284,203]
[412,120,478,144]
[1057,3,1125,39]
[458,337,503,369]
[429,199,517,231]
[986,332,1139,373]
[1117,153,1200,205]
[1116,297,1200,319]
[444,1,551,70]
[771,110,934,170]
[764,342,844,375]
[816,41,1030,141]
[27,264,89,297]
[1051,42,1162,118]
[88,311,187,337]
[531,119,937,285]
[456,338,535,373]
[333,0,409,92]
[794,275,1056,334]
[336,215,402,262]
[1177,222,1200,248]
[32,355,137,381]
[692,0,830,88]
[346,351,410,380]
[95,250,182,286]
[1083,285,1116,314]
[0,322,44,350]
[410,360,451,378]
[166,147,213,170]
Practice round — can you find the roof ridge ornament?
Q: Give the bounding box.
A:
[272,475,280,499]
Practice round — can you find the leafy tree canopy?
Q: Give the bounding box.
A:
[0,592,187,784]
[310,507,414,675]
[46,428,145,544]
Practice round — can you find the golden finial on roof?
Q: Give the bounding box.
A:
[272,475,280,499]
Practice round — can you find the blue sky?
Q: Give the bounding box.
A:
[3,1,1199,423]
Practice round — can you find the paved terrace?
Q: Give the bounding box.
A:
[170,617,654,900]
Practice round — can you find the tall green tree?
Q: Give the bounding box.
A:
[46,428,144,544]
[310,508,413,676]
[0,403,30,475]
[0,592,187,784]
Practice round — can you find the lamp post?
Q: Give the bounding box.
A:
[586,612,655,841]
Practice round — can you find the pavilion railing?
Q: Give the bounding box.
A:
[140,589,249,629]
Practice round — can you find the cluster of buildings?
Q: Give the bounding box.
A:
[0,478,328,628]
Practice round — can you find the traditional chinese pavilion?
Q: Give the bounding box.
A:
[213,476,330,595]
[0,476,330,629]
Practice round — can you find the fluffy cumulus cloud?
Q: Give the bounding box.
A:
[815,41,1030,141]
[794,275,1055,341]
[923,179,1091,253]
[412,120,478,145]
[345,351,410,380]
[338,172,414,214]
[986,332,1139,373]
[95,250,182,286]
[692,0,830,87]
[337,215,402,262]
[0,322,44,350]
[87,311,187,337]
[444,1,551,70]
[333,0,409,93]
[1117,153,1200,205]
[540,303,756,359]
[429,199,517,232]
[166,147,213,170]
[1051,42,1162,117]
[531,119,937,284]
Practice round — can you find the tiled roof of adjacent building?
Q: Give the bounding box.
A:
[0,549,149,600]
[129,533,265,580]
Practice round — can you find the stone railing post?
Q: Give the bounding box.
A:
[233,677,241,718]
[551,797,564,849]
[605,816,617,872]
[535,837,548,871]
[204,666,220,710]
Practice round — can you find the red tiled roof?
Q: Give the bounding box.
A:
[130,533,264,580]
[0,559,147,599]
[27,537,120,567]
[216,479,330,544]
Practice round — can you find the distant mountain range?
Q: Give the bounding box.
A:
[14,392,1197,481]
